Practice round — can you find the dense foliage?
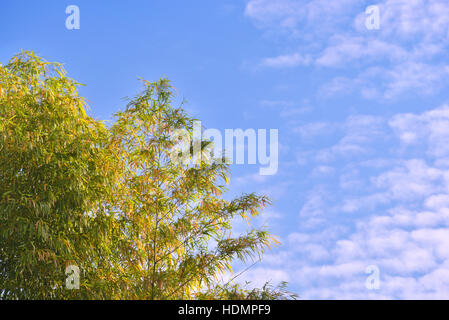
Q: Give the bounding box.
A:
[0,52,296,300]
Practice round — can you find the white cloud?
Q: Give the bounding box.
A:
[294,121,337,138]
[309,115,385,162]
[341,193,390,213]
[316,36,407,67]
[425,194,449,210]
[354,0,449,41]
[321,62,449,99]
[246,0,449,98]
[384,62,449,98]
[243,0,449,298]
[374,159,443,201]
[311,165,335,177]
[261,52,311,67]
[254,104,449,298]
[390,105,449,157]
[299,190,327,218]
[245,0,360,34]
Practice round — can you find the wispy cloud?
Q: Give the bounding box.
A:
[242,104,449,298]
[261,52,311,67]
[246,0,449,99]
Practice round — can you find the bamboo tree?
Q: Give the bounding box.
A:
[109,79,278,299]
[0,51,121,299]
[0,51,292,299]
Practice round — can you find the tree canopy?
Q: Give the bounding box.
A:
[0,51,296,300]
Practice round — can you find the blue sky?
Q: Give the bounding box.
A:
[2,0,449,299]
